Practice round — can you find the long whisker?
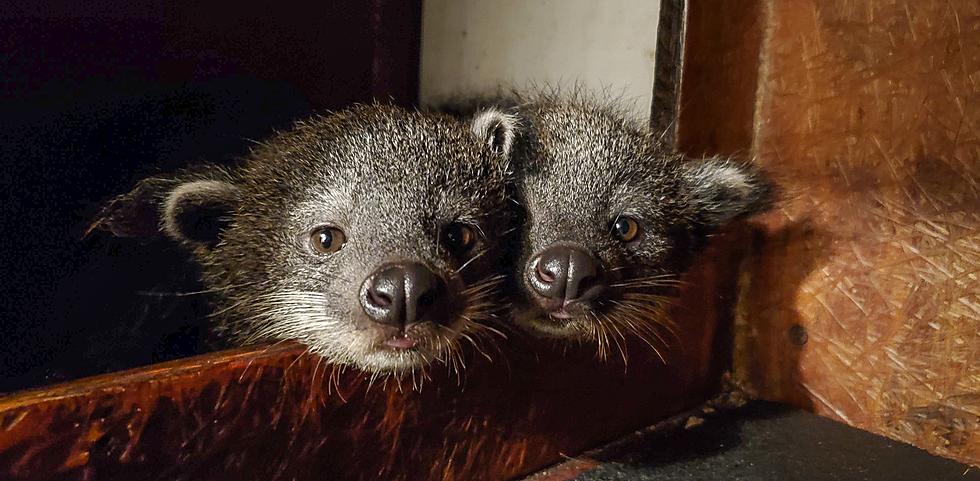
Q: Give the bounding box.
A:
[608,273,683,289]
[136,280,266,297]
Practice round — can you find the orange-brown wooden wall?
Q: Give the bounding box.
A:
[679,0,980,466]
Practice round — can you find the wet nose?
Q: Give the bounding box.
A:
[528,245,603,302]
[360,262,442,328]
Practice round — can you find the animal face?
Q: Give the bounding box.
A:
[97,104,517,375]
[510,99,773,354]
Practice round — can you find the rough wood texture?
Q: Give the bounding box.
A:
[0,240,740,481]
[700,0,980,466]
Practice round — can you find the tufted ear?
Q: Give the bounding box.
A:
[90,168,240,249]
[89,177,176,239]
[681,157,775,228]
[470,107,519,159]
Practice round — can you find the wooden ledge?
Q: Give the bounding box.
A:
[0,234,744,481]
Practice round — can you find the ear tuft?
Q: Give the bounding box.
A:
[682,157,775,228]
[88,177,177,239]
[162,180,240,247]
[470,107,519,158]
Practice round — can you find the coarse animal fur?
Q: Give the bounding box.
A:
[502,91,774,359]
[92,103,518,376]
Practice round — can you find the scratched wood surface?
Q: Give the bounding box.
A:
[681,0,980,466]
[0,237,742,481]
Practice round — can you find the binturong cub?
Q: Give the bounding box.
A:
[93,103,517,375]
[508,93,774,355]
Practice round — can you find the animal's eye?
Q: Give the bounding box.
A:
[310,226,346,254]
[612,217,640,242]
[443,222,476,254]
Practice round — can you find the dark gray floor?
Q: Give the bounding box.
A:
[569,401,979,481]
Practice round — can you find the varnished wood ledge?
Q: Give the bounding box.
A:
[0,341,701,481]
[0,233,743,481]
[0,343,305,410]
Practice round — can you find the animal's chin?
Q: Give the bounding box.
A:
[357,347,433,373]
[383,335,419,350]
[372,326,431,355]
[348,320,458,373]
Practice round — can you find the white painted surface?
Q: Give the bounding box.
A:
[420,0,662,121]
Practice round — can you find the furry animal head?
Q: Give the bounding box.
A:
[509,94,774,354]
[94,103,518,375]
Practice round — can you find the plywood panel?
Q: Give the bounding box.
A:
[676,0,764,156]
[734,0,980,465]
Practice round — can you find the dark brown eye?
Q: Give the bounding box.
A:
[444,223,476,254]
[310,226,346,254]
[612,217,640,242]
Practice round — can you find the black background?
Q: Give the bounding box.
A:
[0,0,421,391]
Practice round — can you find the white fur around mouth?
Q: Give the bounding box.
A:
[383,335,418,349]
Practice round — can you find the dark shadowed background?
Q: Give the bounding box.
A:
[0,0,421,391]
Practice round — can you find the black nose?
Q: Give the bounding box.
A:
[360,262,442,327]
[528,245,603,302]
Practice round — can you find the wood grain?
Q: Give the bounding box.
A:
[705,0,980,466]
[676,0,765,156]
[0,237,741,480]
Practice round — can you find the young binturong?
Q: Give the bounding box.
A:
[506,92,774,357]
[92,103,518,376]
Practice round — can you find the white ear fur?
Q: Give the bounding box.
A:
[682,158,773,227]
[162,180,240,246]
[470,107,519,158]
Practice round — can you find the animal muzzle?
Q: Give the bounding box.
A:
[359,262,445,328]
[527,244,605,308]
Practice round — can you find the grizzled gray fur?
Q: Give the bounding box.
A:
[94,103,517,375]
[504,92,774,357]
